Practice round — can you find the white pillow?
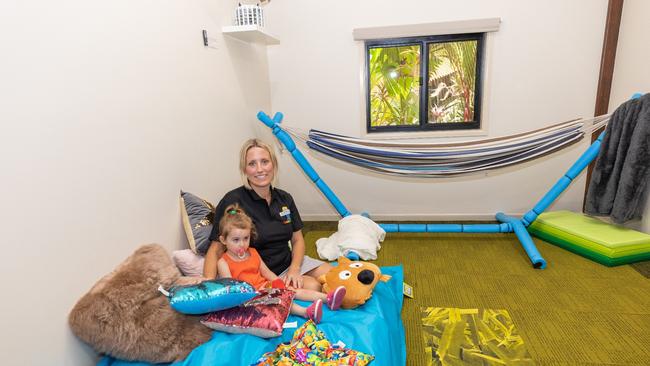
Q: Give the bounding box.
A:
[316,214,386,260]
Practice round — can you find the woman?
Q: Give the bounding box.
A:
[202,138,332,290]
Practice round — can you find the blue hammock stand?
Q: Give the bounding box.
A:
[257,111,612,270]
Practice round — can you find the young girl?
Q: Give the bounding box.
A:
[215,204,346,324]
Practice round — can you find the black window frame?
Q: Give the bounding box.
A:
[365,32,485,133]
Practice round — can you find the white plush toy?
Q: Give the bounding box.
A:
[316,214,386,261]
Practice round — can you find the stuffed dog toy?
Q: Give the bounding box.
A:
[318,256,391,309]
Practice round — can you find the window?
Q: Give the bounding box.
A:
[366,33,484,133]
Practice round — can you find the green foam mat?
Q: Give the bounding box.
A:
[529,210,650,266]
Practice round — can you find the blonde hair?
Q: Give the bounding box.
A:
[218,204,257,241]
[239,138,278,189]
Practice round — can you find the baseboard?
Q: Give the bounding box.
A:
[301,212,526,222]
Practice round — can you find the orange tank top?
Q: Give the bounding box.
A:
[222,248,268,290]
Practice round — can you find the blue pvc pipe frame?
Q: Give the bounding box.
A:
[257,108,616,269]
[257,112,351,217]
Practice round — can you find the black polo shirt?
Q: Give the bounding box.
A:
[205,185,304,275]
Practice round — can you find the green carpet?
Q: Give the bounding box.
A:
[303,230,650,366]
[631,261,650,279]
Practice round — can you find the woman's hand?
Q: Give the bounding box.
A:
[174,276,206,286]
[284,230,306,288]
[282,267,303,289]
[203,241,224,280]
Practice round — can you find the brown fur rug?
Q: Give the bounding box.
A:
[69,244,212,363]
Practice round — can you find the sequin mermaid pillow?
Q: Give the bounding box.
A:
[166,278,257,315]
[201,288,295,338]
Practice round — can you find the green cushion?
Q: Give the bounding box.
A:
[528,211,650,266]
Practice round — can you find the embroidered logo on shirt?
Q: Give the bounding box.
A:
[279,206,292,224]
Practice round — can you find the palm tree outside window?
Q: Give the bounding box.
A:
[366,33,484,133]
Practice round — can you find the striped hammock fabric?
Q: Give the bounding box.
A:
[282,115,610,176]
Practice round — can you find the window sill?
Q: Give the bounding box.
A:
[361,128,488,140]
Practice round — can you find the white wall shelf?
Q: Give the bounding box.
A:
[222,25,280,45]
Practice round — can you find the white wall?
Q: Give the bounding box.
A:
[1,0,644,364]
[608,0,650,233]
[0,0,271,364]
[265,0,608,220]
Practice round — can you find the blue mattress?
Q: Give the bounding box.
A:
[98,265,405,366]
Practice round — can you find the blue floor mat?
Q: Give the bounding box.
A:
[99,265,405,366]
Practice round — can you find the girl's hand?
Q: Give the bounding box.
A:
[282,268,303,289]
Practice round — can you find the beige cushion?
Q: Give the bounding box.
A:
[68,244,212,363]
[173,249,205,277]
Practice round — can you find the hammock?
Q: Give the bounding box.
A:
[282,115,610,176]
